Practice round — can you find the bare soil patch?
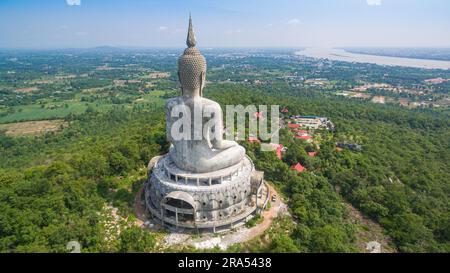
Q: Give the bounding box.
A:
[15,87,39,93]
[0,120,68,136]
[345,202,397,253]
[143,72,171,79]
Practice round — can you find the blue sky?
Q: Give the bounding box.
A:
[0,0,449,48]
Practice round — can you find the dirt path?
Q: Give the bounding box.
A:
[134,183,394,253]
[245,183,286,239]
[134,182,288,250]
[134,187,146,227]
[182,183,288,250]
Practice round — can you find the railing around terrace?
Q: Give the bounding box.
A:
[162,158,250,187]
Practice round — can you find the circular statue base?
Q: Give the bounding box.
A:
[145,155,267,233]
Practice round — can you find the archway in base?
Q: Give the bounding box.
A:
[162,191,196,224]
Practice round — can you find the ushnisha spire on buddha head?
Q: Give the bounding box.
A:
[178,14,207,97]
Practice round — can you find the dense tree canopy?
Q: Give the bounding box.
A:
[0,83,448,252]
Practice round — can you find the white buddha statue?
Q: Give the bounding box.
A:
[166,15,245,173]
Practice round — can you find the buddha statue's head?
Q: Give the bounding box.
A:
[178,15,207,97]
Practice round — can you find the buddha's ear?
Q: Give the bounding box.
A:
[178,70,183,95]
[199,71,205,97]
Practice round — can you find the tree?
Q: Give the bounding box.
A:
[267,233,299,253]
[108,151,130,175]
[310,225,355,253]
[118,226,156,253]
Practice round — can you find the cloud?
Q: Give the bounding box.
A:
[288,18,301,26]
[225,29,242,35]
[366,0,381,6]
[66,0,81,6]
[158,26,168,31]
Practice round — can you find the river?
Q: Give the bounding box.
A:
[295,48,450,70]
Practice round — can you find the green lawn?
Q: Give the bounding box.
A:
[0,102,102,123]
[0,90,169,124]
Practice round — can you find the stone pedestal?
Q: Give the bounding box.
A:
[145,155,263,232]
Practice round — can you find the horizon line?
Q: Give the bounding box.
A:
[1,45,450,51]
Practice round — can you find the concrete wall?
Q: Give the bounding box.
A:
[145,155,257,229]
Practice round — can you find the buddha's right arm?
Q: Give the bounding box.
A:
[166,106,175,142]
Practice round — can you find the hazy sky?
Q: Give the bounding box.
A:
[1,0,449,48]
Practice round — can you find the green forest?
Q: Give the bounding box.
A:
[0,83,449,252]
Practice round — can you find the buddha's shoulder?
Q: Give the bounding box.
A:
[165,97,183,108]
[201,98,220,107]
[166,97,219,108]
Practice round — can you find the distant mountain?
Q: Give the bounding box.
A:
[87,46,124,52]
[70,46,128,54]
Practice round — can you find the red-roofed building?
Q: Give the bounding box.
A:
[275,144,284,160]
[296,131,309,137]
[276,147,282,160]
[268,143,284,160]
[281,108,289,113]
[248,136,261,143]
[295,135,312,140]
[291,163,306,173]
[308,152,317,157]
[294,135,313,143]
[254,112,264,119]
[288,123,300,129]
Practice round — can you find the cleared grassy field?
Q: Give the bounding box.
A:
[0,102,106,123]
[0,90,168,124]
[140,90,169,105]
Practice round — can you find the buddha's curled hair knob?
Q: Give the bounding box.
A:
[178,14,207,95]
[186,14,196,48]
